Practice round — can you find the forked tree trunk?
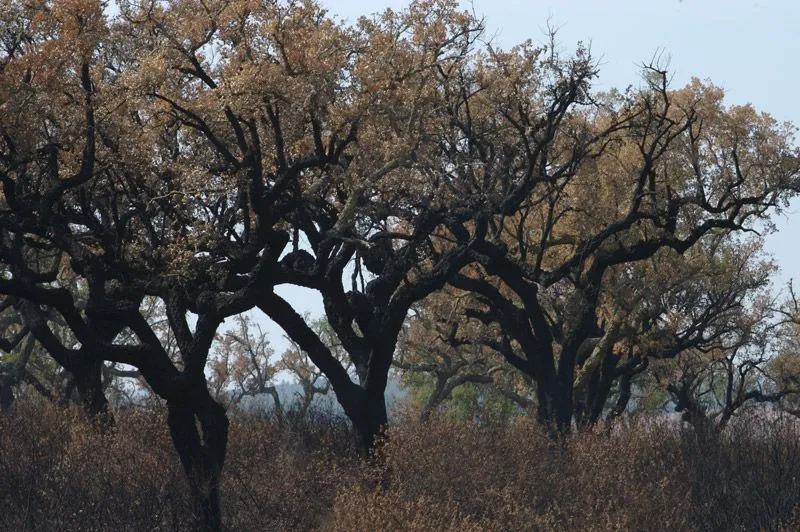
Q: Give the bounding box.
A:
[167,392,229,532]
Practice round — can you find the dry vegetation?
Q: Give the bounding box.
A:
[3,1,800,528]
[3,397,800,531]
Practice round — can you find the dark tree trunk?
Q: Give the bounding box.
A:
[259,294,394,454]
[0,376,13,411]
[330,372,389,453]
[419,374,448,422]
[669,382,716,438]
[340,384,389,453]
[606,377,633,421]
[584,354,621,426]
[535,377,557,425]
[605,368,639,423]
[167,390,229,532]
[535,373,573,434]
[70,358,111,420]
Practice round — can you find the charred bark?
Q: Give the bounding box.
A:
[167,389,229,532]
[347,387,389,452]
[0,376,13,411]
[68,358,111,420]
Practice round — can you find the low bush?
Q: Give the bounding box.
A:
[2,398,800,530]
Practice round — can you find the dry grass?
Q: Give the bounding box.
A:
[2,398,800,530]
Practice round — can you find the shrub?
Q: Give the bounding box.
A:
[2,398,800,530]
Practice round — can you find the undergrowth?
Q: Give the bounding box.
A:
[2,398,799,531]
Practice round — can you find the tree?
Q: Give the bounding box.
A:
[431,71,799,431]
[396,287,532,420]
[767,283,800,419]
[243,2,598,448]
[205,313,348,422]
[110,0,591,449]
[651,284,799,433]
[209,313,279,411]
[0,2,259,527]
[0,264,146,412]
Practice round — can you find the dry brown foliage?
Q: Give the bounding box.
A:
[3,398,800,530]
